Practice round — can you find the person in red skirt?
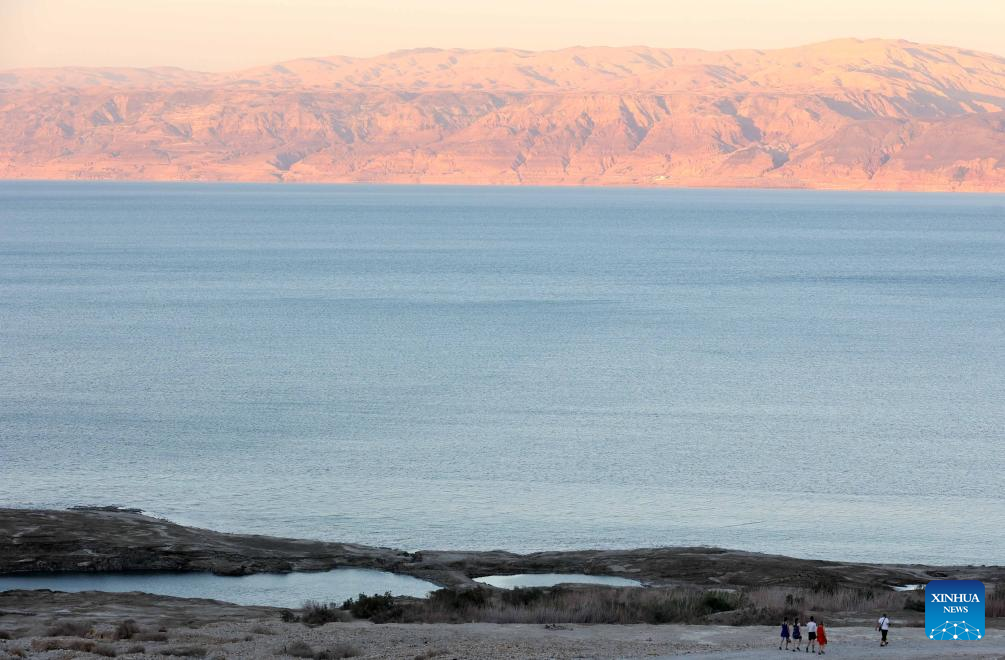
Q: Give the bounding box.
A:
[816,620,828,654]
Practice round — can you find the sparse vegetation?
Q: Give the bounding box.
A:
[114,619,140,640]
[94,643,119,657]
[701,591,739,614]
[126,644,147,654]
[31,638,98,653]
[251,624,276,635]
[277,641,361,659]
[300,600,350,625]
[133,631,169,642]
[313,643,361,659]
[341,591,402,622]
[413,650,447,660]
[989,583,1005,619]
[279,640,316,658]
[44,620,93,637]
[500,587,545,608]
[357,586,750,624]
[743,585,911,622]
[333,583,932,625]
[160,646,208,657]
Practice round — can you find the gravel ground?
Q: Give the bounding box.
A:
[3,619,1004,659]
[1,590,1002,659]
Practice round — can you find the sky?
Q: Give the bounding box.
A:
[1,0,1003,71]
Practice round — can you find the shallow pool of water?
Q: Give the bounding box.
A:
[473,573,642,589]
[0,569,439,608]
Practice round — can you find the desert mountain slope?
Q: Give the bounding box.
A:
[2,39,1004,189]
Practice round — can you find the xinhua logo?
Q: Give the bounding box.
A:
[925,580,984,641]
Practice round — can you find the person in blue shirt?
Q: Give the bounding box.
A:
[792,619,803,651]
[779,618,792,650]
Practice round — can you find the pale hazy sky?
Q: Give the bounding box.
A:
[1,0,1003,71]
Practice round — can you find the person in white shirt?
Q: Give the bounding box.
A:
[877,613,891,646]
[805,616,818,653]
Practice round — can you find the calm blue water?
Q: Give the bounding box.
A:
[474,574,642,589]
[0,569,437,608]
[1,182,1002,565]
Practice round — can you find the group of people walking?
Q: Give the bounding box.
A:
[778,613,892,652]
[779,617,827,653]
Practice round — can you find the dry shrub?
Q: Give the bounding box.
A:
[160,646,208,657]
[45,620,93,637]
[0,630,11,640]
[301,600,351,625]
[126,644,147,654]
[133,631,169,642]
[313,643,362,659]
[275,640,360,659]
[987,583,1005,619]
[251,625,276,635]
[114,619,140,640]
[414,650,447,660]
[387,584,928,625]
[744,586,910,620]
[32,637,96,653]
[391,586,747,624]
[94,643,119,657]
[341,592,400,621]
[279,640,315,658]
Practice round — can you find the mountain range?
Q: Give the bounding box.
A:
[2,39,1005,190]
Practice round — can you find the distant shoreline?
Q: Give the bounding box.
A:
[4,40,1005,194]
[2,175,1004,194]
[2,508,1001,590]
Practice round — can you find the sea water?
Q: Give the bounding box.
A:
[1,182,1002,565]
[0,569,437,608]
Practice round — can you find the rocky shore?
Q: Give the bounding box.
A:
[1,590,1003,659]
[2,508,1001,592]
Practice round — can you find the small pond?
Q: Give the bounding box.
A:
[0,568,439,608]
[473,573,642,589]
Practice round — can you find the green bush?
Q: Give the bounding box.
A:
[429,587,489,611]
[702,591,740,614]
[341,592,402,622]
